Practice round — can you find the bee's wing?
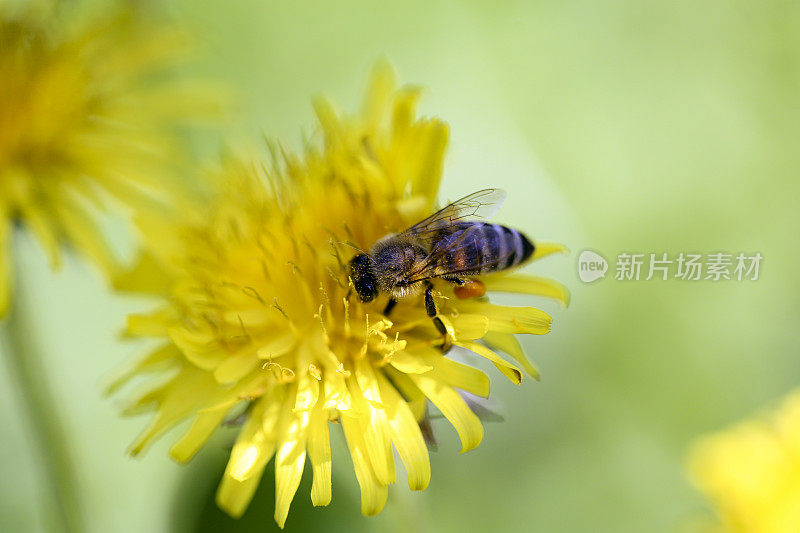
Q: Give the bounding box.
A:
[397,189,507,247]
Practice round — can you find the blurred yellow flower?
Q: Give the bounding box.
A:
[688,390,800,532]
[0,0,217,316]
[109,64,568,527]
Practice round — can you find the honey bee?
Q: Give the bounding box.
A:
[347,189,535,341]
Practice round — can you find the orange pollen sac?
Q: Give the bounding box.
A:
[453,279,486,299]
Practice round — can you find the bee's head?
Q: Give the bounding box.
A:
[347,253,378,303]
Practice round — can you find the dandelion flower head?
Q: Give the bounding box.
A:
[111,64,568,527]
[688,390,800,532]
[0,0,215,316]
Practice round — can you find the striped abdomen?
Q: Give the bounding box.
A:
[435,222,535,276]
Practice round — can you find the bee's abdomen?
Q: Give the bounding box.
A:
[441,222,535,275]
[479,223,535,272]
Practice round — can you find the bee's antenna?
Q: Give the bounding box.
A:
[331,240,371,259]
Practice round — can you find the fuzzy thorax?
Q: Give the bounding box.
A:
[370,234,429,297]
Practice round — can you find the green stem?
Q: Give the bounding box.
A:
[1,244,84,533]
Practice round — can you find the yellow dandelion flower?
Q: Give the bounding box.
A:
[110,63,568,528]
[0,0,218,316]
[688,390,800,532]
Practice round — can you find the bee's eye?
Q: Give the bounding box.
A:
[356,278,377,302]
[359,289,375,303]
[348,254,378,303]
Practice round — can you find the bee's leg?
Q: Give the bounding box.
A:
[424,281,438,317]
[434,317,452,352]
[442,276,465,286]
[424,281,451,352]
[383,297,397,317]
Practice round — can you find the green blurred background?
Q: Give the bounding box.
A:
[3,1,799,531]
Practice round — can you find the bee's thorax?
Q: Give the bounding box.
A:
[370,237,428,293]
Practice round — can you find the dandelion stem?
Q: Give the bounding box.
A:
[1,244,84,533]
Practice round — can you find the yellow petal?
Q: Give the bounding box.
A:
[482,331,540,380]
[361,58,395,130]
[214,350,259,384]
[255,330,297,359]
[170,374,266,463]
[216,401,274,518]
[418,349,491,398]
[217,391,286,518]
[394,194,428,226]
[530,242,569,261]
[124,306,177,337]
[383,366,427,421]
[448,313,490,341]
[322,366,350,411]
[19,201,61,270]
[114,251,172,295]
[483,274,570,307]
[274,409,309,528]
[294,372,320,412]
[456,341,523,385]
[221,308,274,329]
[52,196,117,278]
[389,351,433,374]
[216,466,265,520]
[341,413,389,516]
[350,363,395,485]
[169,409,230,463]
[194,373,266,414]
[409,373,483,452]
[376,372,431,490]
[313,96,343,141]
[229,393,282,481]
[391,87,422,144]
[127,365,217,456]
[97,24,193,78]
[131,212,187,270]
[308,403,332,506]
[458,301,552,335]
[102,343,180,395]
[409,121,449,204]
[168,326,226,370]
